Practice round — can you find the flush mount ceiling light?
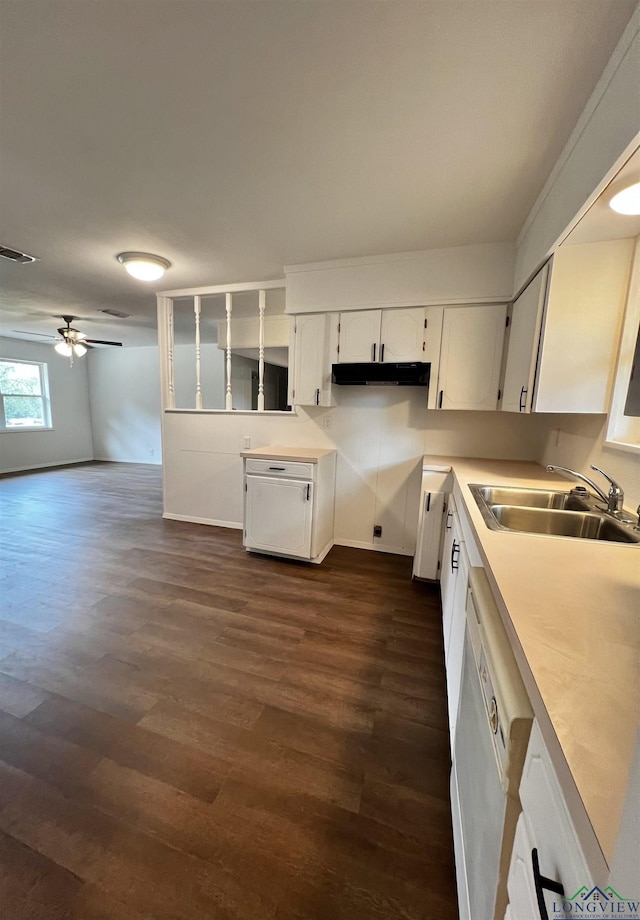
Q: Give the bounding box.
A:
[116,251,171,281]
[609,181,640,215]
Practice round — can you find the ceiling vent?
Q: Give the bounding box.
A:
[99,308,131,319]
[0,245,39,264]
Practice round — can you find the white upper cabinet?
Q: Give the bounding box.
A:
[501,239,634,414]
[337,307,427,363]
[337,309,382,363]
[501,264,549,413]
[379,308,426,362]
[291,313,335,407]
[436,304,507,410]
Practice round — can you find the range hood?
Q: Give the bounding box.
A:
[332,362,430,386]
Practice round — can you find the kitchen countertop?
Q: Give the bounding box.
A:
[425,455,639,873]
[240,445,336,463]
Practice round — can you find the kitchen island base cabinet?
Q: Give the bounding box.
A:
[242,450,336,563]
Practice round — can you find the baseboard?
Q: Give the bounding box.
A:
[334,538,414,557]
[162,512,243,530]
[0,457,94,476]
[93,456,162,465]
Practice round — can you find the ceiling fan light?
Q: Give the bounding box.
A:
[609,181,640,215]
[73,342,87,357]
[54,341,73,357]
[116,251,171,281]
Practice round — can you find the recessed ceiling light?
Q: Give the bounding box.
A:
[609,181,640,215]
[116,251,171,281]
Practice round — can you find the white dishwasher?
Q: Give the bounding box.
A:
[243,451,336,563]
[451,566,533,920]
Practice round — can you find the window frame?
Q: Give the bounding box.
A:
[0,357,53,432]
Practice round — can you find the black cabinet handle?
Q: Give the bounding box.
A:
[315,387,320,405]
[438,390,444,409]
[451,540,459,572]
[519,386,528,412]
[269,467,286,471]
[445,510,452,531]
[306,483,311,501]
[425,492,431,512]
[532,848,564,920]
[372,343,377,362]
[380,343,385,362]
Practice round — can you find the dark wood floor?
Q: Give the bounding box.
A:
[0,461,457,920]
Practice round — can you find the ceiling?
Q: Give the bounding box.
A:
[0,0,636,346]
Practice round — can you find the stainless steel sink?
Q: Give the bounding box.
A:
[469,484,640,544]
[490,505,640,543]
[473,485,586,510]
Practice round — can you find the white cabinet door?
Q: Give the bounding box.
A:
[517,722,593,919]
[437,304,507,410]
[501,264,548,413]
[379,307,426,362]
[445,544,469,743]
[412,489,446,580]
[292,314,327,406]
[337,310,382,363]
[245,476,313,557]
[441,497,463,647]
[506,813,539,920]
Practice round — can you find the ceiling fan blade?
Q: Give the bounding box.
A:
[11,330,57,339]
[84,338,123,347]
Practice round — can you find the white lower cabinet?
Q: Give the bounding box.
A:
[245,476,314,557]
[439,491,474,746]
[505,721,592,920]
[412,465,452,580]
[243,453,336,563]
[441,494,463,632]
[444,539,469,743]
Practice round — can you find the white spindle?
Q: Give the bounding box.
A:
[257,289,265,411]
[167,299,175,408]
[194,295,202,410]
[225,292,233,411]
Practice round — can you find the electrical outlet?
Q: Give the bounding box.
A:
[322,416,331,430]
[373,525,382,538]
[243,436,251,449]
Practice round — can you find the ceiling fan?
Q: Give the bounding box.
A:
[54,315,122,361]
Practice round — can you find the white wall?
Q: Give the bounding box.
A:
[163,389,545,554]
[534,414,640,511]
[285,242,515,312]
[0,336,93,473]
[88,346,163,464]
[515,9,640,289]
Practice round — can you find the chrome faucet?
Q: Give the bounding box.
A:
[546,464,625,515]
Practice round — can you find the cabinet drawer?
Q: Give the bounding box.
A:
[245,459,315,479]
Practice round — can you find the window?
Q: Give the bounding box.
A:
[0,359,52,430]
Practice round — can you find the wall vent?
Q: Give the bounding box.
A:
[98,308,131,319]
[0,245,38,264]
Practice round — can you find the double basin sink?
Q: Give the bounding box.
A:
[470,485,640,544]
